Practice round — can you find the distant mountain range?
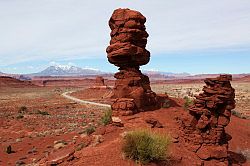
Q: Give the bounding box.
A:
[30,65,190,77]
[30,65,105,76]
[142,70,190,78]
[1,65,249,80]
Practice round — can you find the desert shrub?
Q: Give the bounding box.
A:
[232,110,247,119]
[18,106,28,114]
[236,148,250,160]
[75,143,87,151]
[101,109,112,125]
[34,110,50,115]
[162,99,171,108]
[16,114,24,119]
[183,96,193,110]
[122,129,171,164]
[84,125,96,135]
[6,145,13,154]
[82,122,87,127]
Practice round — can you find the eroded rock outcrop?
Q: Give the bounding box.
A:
[90,76,109,89]
[180,74,235,164]
[95,76,105,86]
[106,8,159,116]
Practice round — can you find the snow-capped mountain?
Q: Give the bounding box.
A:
[0,71,6,76]
[143,70,191,78]
[33,65,104,76]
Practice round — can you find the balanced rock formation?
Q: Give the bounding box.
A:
[180,75,235,164]
[106,8,158,116]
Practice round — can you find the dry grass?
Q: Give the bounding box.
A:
[122,129,171,164]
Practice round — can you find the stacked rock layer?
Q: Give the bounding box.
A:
[90,76,110,90]
[180,74,235,164]
[95,76,105,86]
[106,8,158,116]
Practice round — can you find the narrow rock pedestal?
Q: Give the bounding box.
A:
[106,8,159,116]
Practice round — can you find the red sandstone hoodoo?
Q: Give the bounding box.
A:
[106,8,159,116]
[180,74,235,165]
[95,76,105,86]
[90,76,109,89]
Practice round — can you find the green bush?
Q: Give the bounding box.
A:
[34,110,50,115]
[183,96,193,110]
[122,129,171,164]
[162,99,171,108]
[16,114,24,119]
[101,109,112,125]
[6,145,13,154]
[75,143,87,151]
[232,110,248,119]
[84,125,96,135]
[18,106,28,114]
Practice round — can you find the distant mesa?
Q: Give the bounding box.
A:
[0,76,35,88]
[19,75,32,81]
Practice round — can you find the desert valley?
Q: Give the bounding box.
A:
[1,3,250,166]
[1,71,250,166]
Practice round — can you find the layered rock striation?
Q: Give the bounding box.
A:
[180,74,235,164]
[106,8,158,116]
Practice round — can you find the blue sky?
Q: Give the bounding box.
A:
[0,0,250,74]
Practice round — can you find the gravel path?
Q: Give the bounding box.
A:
[61,91,111,108]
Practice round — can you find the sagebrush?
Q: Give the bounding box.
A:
[84,125,96,135]
[101,109,112,125]
[183,96,193,110]
[122,129,171,164]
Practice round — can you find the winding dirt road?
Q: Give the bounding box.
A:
[61,91,111,108]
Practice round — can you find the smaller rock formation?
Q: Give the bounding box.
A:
[145,118,163,128]
[106,8,159,116]
[90,76,109,89]
[112,116,124,127]
[95,76,105,86]
[180,75,235,164]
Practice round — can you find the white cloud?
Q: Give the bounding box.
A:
[0,0,249,66]
[48,61,76,68]
[49,61,59,66]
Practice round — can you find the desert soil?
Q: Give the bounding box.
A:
[0,81,249,166]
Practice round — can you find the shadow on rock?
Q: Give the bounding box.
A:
[228,151,247,165]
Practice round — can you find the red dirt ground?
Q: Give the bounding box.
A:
[0,81,249,165]
[68,98,250,166]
